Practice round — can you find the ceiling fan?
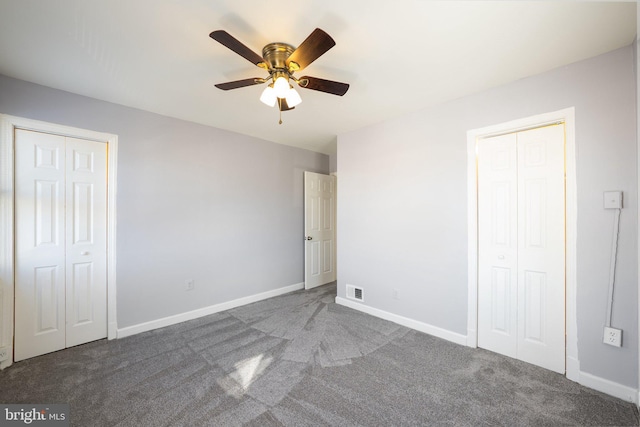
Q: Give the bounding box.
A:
[210,28,349,123]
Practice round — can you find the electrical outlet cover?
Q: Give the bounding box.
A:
[603,326,622,347]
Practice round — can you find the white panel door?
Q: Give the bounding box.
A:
[65,137,107,347]
[477,133,518,358]
[15,130,67,361]
[516,125,565,373]
[14,129,107,361]
[304,172,336,289]
[477,124,565,374]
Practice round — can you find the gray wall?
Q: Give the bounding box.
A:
[337,46,637,388]
[0,74,329,328]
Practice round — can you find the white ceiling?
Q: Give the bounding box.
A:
[0,1,636,154]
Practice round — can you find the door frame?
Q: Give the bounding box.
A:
[466,107,578,381]
[0,114,118,369]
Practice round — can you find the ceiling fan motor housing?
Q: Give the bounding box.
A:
[262,43,296,72]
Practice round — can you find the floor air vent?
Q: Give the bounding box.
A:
[346,285,364,302]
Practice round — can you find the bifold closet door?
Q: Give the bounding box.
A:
[477,125,565,373]
[477,133,519,358]
[14,129,107,361]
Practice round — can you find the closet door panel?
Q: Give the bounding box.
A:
[516,125,565,373]
[477,133,518,358]
[14,129,67,361]
[65,137,108,347]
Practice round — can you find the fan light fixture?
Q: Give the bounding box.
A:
[285,87,302,107]
[260,85,277,107]
[210,28,350,124]
[273,76,290,98]
[260,77,302,108]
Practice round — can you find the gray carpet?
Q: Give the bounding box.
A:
[1,283,638,426]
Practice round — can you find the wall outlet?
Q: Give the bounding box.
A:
[0,348,9,362]
[392,289,400,300]
[185,280,195,291]
[603,326,622,347]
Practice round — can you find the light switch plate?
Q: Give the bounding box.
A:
[604,191,622,209]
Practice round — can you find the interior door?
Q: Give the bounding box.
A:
[14,129,107,361]
[515,125,565,373]
[64,136,108,347]
[304,171,336,289]
[477,124,565,373]
[15,130,67,361]
[477,133,518,358]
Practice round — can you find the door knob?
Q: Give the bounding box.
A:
[306,236,313,240]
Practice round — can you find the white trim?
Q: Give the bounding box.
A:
[117,282,304,338]
[106,134,118,341]
[465,108,578,375]
[566,355,580,383]
[0,117,14,370]
[466,125,479,348]
[0,114,118,369]
[335,296,468,346]
[578,371,638,404]
[635,6,640,408]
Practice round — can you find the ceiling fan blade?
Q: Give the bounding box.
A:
[298,76,349,96]
[278,98,295,111]
[209,30,265,67]
[286,28,336,72]
[215,78,264,91]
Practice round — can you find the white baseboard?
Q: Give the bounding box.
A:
[578,371,638,404]
[335,296,467,346]
[567,355,637,404]
[117,282,304,339]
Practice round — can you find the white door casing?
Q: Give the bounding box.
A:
[304,172,336,289]
[475,121,568,374]
[14,130,108,361]
[0,114,118,369]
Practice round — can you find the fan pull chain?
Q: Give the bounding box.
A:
[279,107,282,125]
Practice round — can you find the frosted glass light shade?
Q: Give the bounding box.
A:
[285,87,302,107]
[273,77,290,98]
[260,85,277,107]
